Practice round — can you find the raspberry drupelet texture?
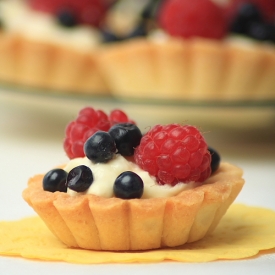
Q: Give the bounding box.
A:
[134,124,211,185]
[64,107,134,159]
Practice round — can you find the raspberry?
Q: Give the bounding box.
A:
[109,109,136,126]
[158,0,227,39]
[64,107,134,159]
[29,0,108,27]
[134,124,211,185]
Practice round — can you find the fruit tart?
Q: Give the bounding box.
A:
[22,107,245,251]
[0,0,111,94]
[99,0,275,101]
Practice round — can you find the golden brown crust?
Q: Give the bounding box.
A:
[22,162,244,251]
[99,37,275,101]
[0,32,110,95]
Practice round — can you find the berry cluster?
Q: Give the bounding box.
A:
[44,107,222,200]
[158,0,275,43]
[84,123,142,163]
[43,165,144,200]
[29,0,109,27]
[63,107,135,159]
[45,122,144,199]
[28,0,275,43]
[228,2,275,42]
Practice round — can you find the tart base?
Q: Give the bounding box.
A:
[99,38,275,101]
[23,162,244,251]
[0,32,110,95]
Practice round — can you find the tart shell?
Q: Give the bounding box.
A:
[22,162,244,251]
[0,32,110,95]
[99,37,275,101]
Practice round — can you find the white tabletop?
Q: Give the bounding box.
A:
[0,87,275,274]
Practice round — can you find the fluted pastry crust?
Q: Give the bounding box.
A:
[22,162,244,251]
[0,32,109,95]
[99,38,275,101]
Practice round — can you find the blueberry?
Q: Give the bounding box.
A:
[230,3,263,35]
[56,8,78,28]
[247,22,275,42]
[43,169,68,193]
[66,165,93,192]
[114,171,144,199]
[127,23,147,39]
[208,147,221,174]
[84,131,116,163]
[101,29,122,43]
[109,123,142,156]
[237,3,263,22]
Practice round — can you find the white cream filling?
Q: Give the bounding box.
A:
[64,155,197,199]
[0,0,102,50]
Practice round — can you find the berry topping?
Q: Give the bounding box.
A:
[113,171,144,199]
[158,0,227,39]
[109,109,135,126]
[208,147,221,174]
[66,165,93,192]
[56,8,78,28]
[228,2,275,42]
[224,0,275,25]
[29,0,108,27]
[109,123,142,156]
[134,124,211,185]
[84,131,116,163]
[64,107,134,159]
[43,168,68,193]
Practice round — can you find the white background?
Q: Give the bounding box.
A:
[0,87,275,274]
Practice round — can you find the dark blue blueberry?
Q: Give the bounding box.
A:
[84,131,116,163]
[127,23,147,39]
[208,147,221,174]
[66,165,93,192]
[237,3,263,23]
[114,171,144,199]
[247,22,275,42]
[56,8,78,28]
[109,123,142,156]
[101,29,122,43]
[43,169,68,193]
[230,3,263,35]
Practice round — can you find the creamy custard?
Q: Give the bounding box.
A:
[0,0,102,50]
[64,155,198,199]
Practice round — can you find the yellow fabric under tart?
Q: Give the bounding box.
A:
[0,204,275,264]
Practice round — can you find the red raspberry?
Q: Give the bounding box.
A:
[109,109,136,126]
[64,107,134,159]
[158,0,227,39]
[224,0,275,24]
[134,124,211,185]
[29,0,108,27]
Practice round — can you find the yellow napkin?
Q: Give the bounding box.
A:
[0,204,275,264]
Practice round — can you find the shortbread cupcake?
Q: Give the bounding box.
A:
[22,107,245,251]
[0,0,110,94]
[99,0,275,101]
